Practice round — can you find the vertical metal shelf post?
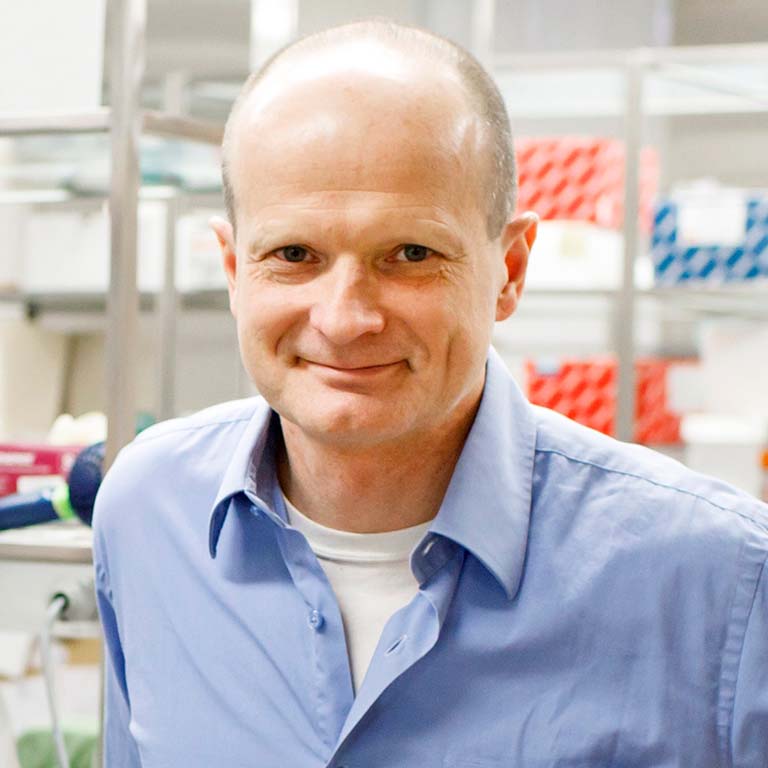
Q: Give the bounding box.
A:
[157,193,179,420]
[105,0,146,467]
[471,0,496,69]
[615,52,645,442]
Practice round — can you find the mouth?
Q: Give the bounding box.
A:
[304,360,403,373]
[298,359,407,383]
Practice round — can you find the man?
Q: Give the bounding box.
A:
[93,19,768,767]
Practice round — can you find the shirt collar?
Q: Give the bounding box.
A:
[208,348,537,601]
[428,348,536,601]
[208,399,278,558]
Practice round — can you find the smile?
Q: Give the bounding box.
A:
[302,360,404,377]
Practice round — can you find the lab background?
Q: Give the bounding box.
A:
[0,1,767,766]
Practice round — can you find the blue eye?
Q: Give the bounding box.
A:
[401,244,429,262]
[279,245,308,263]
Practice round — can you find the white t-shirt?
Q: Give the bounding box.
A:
[283,494,431,692]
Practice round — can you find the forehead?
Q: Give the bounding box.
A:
[228,46,489,226]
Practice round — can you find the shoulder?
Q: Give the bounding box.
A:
[92,397,266,540]
[531,404,768,550]
[111,397,260,476]
[131,397,260,450]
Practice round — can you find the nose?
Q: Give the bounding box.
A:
[309,256,385,345]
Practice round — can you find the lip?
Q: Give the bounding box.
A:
[302,359,404,375]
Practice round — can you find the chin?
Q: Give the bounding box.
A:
[281,395,414,447]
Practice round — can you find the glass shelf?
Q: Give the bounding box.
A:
[0,132,222,196]
[495,44,768,119]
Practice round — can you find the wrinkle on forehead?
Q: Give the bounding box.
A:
[240,193,485,252]
[246,196,464,233]
[237,88,484,193]
[238,80,480,160]
[247,194,459,211]
[244,106,481,159]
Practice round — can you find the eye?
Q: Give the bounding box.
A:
[275,245,309,263]
[397,244,432,262]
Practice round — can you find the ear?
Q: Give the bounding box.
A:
[496,212,538,322]
[210,216,238,317]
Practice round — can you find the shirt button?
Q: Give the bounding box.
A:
[308,609,324,630]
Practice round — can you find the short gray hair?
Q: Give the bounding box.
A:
[221,19,516,239]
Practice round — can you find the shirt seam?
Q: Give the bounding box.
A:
[92,528,113,597]
[94,556,111,598]
[537,443,768,764]
[130,415,254,448]
[535,446,768,532]
[724,551,768,766]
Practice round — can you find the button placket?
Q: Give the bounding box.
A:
[273,524,354,749]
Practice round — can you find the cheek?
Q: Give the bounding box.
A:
[394,290,454,342]
[234,286,304,352]
[393,272,491,345]
[440,270,498,333]
[436,281,498,377]
[466,265,503,329]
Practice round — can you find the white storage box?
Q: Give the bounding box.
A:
[20,201,165,293]
[681,414,768,499]
[525,220,652,291]
[698,320,768,423]
[17,203,228,294]
[176,210,228,291]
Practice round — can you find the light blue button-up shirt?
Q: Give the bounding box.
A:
[93,350,768,767]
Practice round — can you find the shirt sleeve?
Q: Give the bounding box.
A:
[95,565,143,768]
[731,555,768,766]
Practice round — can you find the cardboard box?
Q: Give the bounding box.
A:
[525,357,693,445]
[0,444,81,497]
[652,192,768,284]
[515,137,659,232]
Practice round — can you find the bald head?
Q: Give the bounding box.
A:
[221,19,516,239]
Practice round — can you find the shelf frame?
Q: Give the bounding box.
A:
[494,42,768,441]
[3,38,767,448]
[0,109,110,136]
[0,108,223,143]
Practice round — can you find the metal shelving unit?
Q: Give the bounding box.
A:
[0,109,222,143]
[0,0,224,466]
[0,4,224,765]
[6,285,766,323]
[2,18,767,446]
[0,110,111,135]
[493,42,768,440]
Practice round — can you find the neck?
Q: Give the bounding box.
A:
[277,394,482,534]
